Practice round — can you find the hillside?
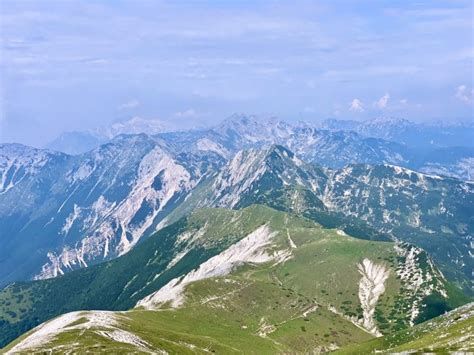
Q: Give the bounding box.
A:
[336,302,474,353]
[1,206,469,351]
[164,145,474,292]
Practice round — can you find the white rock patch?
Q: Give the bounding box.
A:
[96,329,159,353]
[286,229,297,249]
[6,311,84,354]
[35,146,200,280]
[196,138,230,158]
[394,243,448,325]
[61,204,82,236]
[6,311,155,354]
[357,258,390,336]
[137,225,286,309]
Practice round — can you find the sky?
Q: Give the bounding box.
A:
[0,0,473,146]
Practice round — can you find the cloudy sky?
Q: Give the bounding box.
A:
[1,0,473,146]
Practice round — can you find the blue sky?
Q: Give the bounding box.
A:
[1,0,473,146]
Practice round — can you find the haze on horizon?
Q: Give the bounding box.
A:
[0,0,473,147]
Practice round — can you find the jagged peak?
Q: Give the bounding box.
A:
[228,144,301,169]
[210,144,321,209]
[214,113,292,137]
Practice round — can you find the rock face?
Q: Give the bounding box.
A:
[0,137,223,286]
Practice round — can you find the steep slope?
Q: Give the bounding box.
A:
[0,144,74,285]
[1,206,466,352]
[204,145,327,209]
[0,144,70,195]
[336,302,474,354]
[212,113,294,148]
[323,164,474,290]
[165,145,474,292]
[208,115,474,180]
[0,137,223,287]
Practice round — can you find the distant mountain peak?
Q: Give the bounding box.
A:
[45,131,107,155]
[101,116,175,138]
[367,116,411,124]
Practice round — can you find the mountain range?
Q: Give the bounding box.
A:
[2,140,473,290]
[0,114,473,352]
[45,115,474,181]
[320,117,474,149]
[45,117,177,155]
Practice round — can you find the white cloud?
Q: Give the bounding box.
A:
[374,93,390,109]
[118,99,140,110]
[349,98,364,112]
[174,109,198,118]
[455,84,473,103]
[84,58,108,65]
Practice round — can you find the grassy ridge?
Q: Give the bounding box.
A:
[0,206,307,347]
[2,206,470,353]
